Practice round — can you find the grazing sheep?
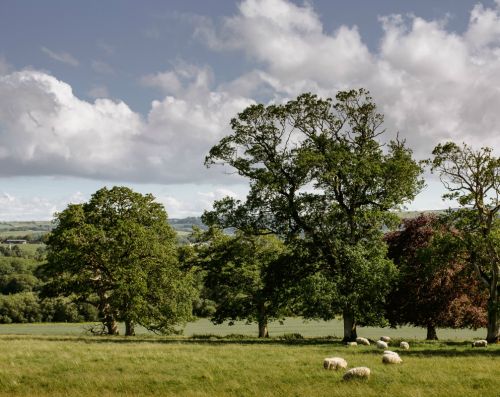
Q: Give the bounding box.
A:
[323,357,348,370]
[346,341,357,347]
[400,341,410,350]
[380,336,391,343]
[382,352,402,364]
[356,337,370,346]
[343,367,371,381]
[472,340,488,348]
[376,340,388,349]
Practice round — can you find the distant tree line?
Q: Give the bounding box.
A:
[0,89,497,343]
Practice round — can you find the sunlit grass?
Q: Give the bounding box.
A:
[0,335,497,396]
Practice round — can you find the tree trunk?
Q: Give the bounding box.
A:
[486,296,499,343]
[104,314,119,335]
[257,302,269,338]
[125,320,135,336]
[342,308,357,342]
[258,320,269,338]
[426,324,438,340]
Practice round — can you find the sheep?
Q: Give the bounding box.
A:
[346,341,357,347]
[380,336,391,343]
[382,352,402,364]
[376,340,388,349]
[323,357,348,370]
[343,367,371,381]
[472,340,488,348]
[400,341,410,350]
[356,337,370,346]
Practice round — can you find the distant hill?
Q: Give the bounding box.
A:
[0,218,206,242]
[0,211,454,242]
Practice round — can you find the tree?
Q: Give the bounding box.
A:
[385,214,487,340]
[42,186,195,336]
[429,142,500,342]
[193,227,288,337]
[204,90,423,341]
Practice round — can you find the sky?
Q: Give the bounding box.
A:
[1,0,500,220]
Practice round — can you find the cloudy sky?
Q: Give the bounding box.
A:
[0,0,499,220]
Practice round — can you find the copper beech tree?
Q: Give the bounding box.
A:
[385,214,487,340]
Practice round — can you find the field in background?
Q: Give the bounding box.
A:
[0,318,487,341]
[0,334,496,397]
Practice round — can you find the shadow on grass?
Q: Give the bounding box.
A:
[0,334,349,346]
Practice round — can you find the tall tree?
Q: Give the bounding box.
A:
[429,142,500,342]
[385,214,487,340]
[42,186,195,336]
[193,227,288,338]
[204,90,423,341]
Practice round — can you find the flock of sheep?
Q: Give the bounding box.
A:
[324,336,488,381]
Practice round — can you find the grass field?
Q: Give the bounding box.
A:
[0,318,488,341]
[0,334,497,396]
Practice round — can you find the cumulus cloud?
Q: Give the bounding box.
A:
[0,66,252,183]
[198,0,500,159]
[4,0,500,189]
[40,46,79,67]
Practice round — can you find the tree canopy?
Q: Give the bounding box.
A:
[429,142,500,342]
[204,89,423,341]
[42,186,195,335]
[385,214,487,339]
[193,227,289,337]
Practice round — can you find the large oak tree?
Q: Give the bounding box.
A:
[204,90,423,341]
[42,186,195,335]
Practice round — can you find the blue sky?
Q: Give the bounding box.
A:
[0,0,499,220]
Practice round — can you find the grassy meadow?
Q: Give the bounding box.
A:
[0,321,497,396]
[0,334,497,397]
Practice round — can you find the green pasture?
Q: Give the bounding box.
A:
[0,334,497,397]
[0,318,488,341]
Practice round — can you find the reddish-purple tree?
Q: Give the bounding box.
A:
[385,214,487,340]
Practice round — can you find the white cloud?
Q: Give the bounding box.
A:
[5,0,500,193]
[0,66,252,184]
[40,46,79,67]
[197,0,500,160]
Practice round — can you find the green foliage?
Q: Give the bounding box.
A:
[42,186,196,335]
[193,227,289,336]
[429,142,500,342]
[204,90,423,339]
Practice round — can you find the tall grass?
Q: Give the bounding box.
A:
[0,335,497,396]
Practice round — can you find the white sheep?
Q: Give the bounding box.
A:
[472,340,488,348]
[376,340,388,349]
[346,341,357,347]
[356,337,370,346]
[400,341,410,350]
[382,352,402,364]
[323,357,348,370]
[380,336,391,343]
[343,367,371,381]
